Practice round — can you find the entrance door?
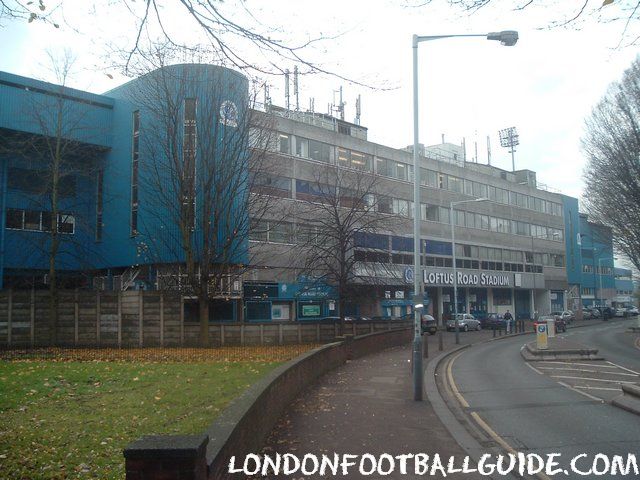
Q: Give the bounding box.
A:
[514,290,531,320]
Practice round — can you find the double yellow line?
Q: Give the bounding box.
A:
[445,351,552,480]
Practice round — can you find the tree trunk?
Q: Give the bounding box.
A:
[199,295,209,347]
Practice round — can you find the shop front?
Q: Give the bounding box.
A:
[243,280,337,322]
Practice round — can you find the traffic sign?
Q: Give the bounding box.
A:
[536,323,548,350]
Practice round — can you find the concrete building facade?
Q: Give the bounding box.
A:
[1,64,617,323]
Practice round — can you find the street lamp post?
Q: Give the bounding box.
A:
[411,30,517,400]
[450,198,489,344]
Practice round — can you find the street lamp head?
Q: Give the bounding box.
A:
[487,30,519,46]
[474,197,490,202]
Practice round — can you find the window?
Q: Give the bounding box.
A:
[377,158,389,176]
[422,169,438,187]
[582,287,594,296]
[583,264,594,273]
[393,198,409,217]
[448,176,463,193]
[338,147,373,171]
[253,174,292,198]
[493,290,512,305]
[278,134,291,154]
[249,218,269,241]
[297,137,331,162]
[296,224,318,245]
[24,210,41,231]
[269,222,294,244]
[6,209,23,229]
[439,207,450,224]
[422,204,438,221]
[131,109,140,236]
[296,179,333,203]
[438,173,448,189]
[377,196,393,214]
[58,213,75,234]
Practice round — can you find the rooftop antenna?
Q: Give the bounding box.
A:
[284,69,290,111]
[308,97,315,113]
[499,127,519,171]
[487,135,492,166]
[354,94,361,125]
[293,66,300,112]
[441,133,445,144]
[332,86,345,120]
[462,137,467,163]
[263,83,271,111]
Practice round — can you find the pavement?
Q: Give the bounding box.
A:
[260,318,633,479]
[261,328,498,479]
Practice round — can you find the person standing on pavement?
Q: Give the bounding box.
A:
[504,310,513,333]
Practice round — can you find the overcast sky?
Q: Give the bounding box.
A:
[1,0,638,201]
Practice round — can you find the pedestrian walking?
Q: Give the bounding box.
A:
[504,309,513,334]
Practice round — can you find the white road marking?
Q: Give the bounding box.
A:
[606,361,640,375]
[537,367,638,377]
[573,385,621,392]
[557,381,605,402]
[550,375,637,384]
[538,361,618,368]
[526,362,543,375]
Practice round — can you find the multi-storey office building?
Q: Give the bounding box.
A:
[613,267,634,308]
[251,106,569,321]
[576,214,615,308]
[1,64,603,322]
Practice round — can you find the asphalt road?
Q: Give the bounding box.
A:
[447,319,640,479]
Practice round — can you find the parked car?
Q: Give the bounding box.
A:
[626,306,639,316]
[421,314,438,335]
[480,313,506,330]
[446,313,481,332]
[551,311,574,324]
[588,307,601,319]
[614,307,628,318]
[581,308,593,319]
[535,315,567,333]
[600,306,615,320]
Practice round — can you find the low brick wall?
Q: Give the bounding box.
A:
[123,327,412,480]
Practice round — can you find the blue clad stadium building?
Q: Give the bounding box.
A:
[0,64,250,320]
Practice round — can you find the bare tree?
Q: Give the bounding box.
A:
[0,1,351,80]
[406,0,639,47]
[583,55,640,271]
[125,51,280,345]
[295,162,399,332]
[0,50,104,344]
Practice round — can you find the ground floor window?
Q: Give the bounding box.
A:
[493,289,512,306]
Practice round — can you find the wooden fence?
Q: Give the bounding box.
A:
[0,290,410,347]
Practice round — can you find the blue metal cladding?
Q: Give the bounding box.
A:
[102,64,250,268]
[614,267,633,294]
[0,64,249,283]
[0,71,114,147]
[578,214,614,291]
[561,195,582,285]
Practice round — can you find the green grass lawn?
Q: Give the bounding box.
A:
[0,355,287,479]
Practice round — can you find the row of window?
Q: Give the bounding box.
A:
[251,174,565,242]
[6,208,75,234]
[354,250,548,272]
[354,234,566,268]
[616,290,633,295]
[248,221,565,268]
[582,265,614,275]
[276,132,563,217]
